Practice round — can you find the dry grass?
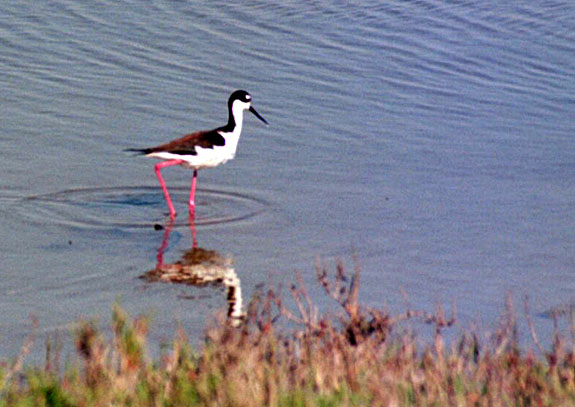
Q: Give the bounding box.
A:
[1,260,575,406]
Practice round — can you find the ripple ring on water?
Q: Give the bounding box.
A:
[20,186,269,229]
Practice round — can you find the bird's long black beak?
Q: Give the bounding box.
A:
[249,105,268,125]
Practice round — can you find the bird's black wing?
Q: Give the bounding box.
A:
[127,129,225,156]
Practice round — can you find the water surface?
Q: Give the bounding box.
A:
[1,0,574,358]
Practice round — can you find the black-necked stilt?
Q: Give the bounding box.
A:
[127,90,268,219]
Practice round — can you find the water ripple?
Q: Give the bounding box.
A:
[16,186,270,230]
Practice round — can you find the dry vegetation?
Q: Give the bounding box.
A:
[1,260,575,406]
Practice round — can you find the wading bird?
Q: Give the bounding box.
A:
[127,90,268,219]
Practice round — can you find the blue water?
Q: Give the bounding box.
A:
[1,0,574,358]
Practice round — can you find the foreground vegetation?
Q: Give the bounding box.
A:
[2,261,575,406]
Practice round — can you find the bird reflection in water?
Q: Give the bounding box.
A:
[140,217,245,326]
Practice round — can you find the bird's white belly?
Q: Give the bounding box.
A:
[183,146,235,169]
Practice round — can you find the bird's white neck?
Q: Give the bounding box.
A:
[230,102,246,135]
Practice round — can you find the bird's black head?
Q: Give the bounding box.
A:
[228,90,253,105]
[228,90,268,125]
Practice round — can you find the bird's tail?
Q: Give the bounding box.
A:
[124,148,151,155]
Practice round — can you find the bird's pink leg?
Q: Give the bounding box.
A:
[154,160,184,219]
[189,170,198,218]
